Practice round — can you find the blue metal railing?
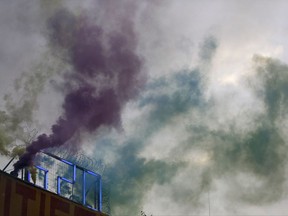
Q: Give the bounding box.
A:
[25,151,102,211]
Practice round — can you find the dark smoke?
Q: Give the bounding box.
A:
[12,8,144,175]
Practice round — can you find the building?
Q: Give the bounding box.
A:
[0,152,108,216]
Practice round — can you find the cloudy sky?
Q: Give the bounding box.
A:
[1,0,288,215]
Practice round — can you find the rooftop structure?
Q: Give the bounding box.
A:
[1,152,107,216]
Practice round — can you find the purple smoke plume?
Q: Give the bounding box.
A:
[11,9,144,175]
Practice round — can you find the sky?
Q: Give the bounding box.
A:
[1,0,288,215]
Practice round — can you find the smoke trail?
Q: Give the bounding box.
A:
[0,53,64,156]
[149,55,288,210]
[88,36,288,214]
[12,7,144,175]
[86,37,217,215]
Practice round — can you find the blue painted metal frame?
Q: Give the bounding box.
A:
[27,166,49,190]
[82,170,102,211]
[57,158,76,195]
[25,152,102,212]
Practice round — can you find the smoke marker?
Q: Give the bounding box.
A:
[11,8,144,175]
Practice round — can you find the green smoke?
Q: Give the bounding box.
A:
[0,53,66,156]
[170,55,288,208]
[92,37,288,215]
[90,37,217,215]
[253,55,288,122]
